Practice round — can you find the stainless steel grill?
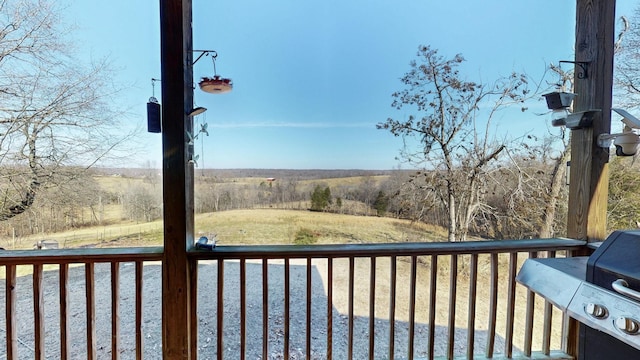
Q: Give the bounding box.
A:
[517,230,640,359]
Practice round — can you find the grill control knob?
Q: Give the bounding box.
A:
[585,303,608,319]
[615,317,640,335]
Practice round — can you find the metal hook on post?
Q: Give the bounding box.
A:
[150,78,161,100]
[193,50,218,66]
[559,60,591,79]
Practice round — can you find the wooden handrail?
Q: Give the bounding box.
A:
[0,247,163,265]
[188,238,586,260]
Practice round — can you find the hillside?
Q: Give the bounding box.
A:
[8,208,447,250]
[0,168,432,249]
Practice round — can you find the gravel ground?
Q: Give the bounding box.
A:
[0,260,507,359]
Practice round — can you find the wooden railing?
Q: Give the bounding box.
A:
[0,239,585,359]
[188,238,586,360]
[0,247,163,360]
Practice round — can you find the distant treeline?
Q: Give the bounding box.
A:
[93,167,405,180]
[4,158,640,243]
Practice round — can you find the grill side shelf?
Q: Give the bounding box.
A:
[516,257,587,310]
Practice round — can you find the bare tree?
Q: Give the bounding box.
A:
[123,184,162,223]
[488,64,572,239]
[378,45,531,241]
[480,133,569,240]
[0,0,134,221]
[614,11,638,110]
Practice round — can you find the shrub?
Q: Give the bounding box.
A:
[294,228,318,245]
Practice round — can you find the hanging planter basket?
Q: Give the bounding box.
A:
[199,75,233,94]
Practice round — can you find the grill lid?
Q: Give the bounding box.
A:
[588,230,640,294]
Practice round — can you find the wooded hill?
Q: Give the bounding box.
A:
[1,158,640,249]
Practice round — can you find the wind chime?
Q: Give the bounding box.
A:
[146,78,161,133]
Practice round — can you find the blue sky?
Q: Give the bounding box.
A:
[67,1,638,170]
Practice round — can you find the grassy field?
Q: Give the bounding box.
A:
[195,209,445,246]
[6,208,447,249]
[3,170,422,249]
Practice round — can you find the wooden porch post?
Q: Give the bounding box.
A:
[567,0,615,242]
[566,0,616,356]
[160,0,195,358]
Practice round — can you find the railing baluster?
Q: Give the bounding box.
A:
[369,256,376,360]
[524,252,538,356]
[60,263,70,360]
[262,259,269,360]
[86,263,97,360]
[348,256,355,360]
[217,259,224,360]
[447,254,458,359]
[6,265,17,359]
[408,255,417,360]
[542,250,556,356]
[505,252,518,357]
[467,254,478,359]
[389,256,397,360]
[327,257,333,360]
[135,260,144,360]
[34,263,44,359]
[307,257,312,360]
[240,258,246,360]
[542,300,554,355]
[111,262,120,360]
[284,258,290,360]
[485,253,498,358]
[428,255,437,360]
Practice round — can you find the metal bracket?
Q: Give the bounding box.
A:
[559,60,591,79]
[193,50,217,65]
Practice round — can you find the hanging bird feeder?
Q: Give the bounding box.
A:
[197,51,233,94]
[200,75,233,94]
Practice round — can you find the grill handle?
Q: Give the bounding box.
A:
[612,279,640,302]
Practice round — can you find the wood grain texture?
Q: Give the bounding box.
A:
[86,263,97,360]
[111,262,120,360]
[567,1,616,357]
[567,0,616,242]
[135,261,144,360]
[160,0,195,358]
[60,264,70,360]
[5,265,16,359]
[34,264,44,360]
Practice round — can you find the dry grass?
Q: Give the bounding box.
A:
[4,208,445,249]
[297,175,390,188]
[0,207,565,356]
[194,209,445,246]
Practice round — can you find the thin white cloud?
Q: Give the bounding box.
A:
[210,121,373,129]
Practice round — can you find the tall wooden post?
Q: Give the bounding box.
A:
[160,0,195,358]
[566,0,616,357]
[567,0,615,242]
